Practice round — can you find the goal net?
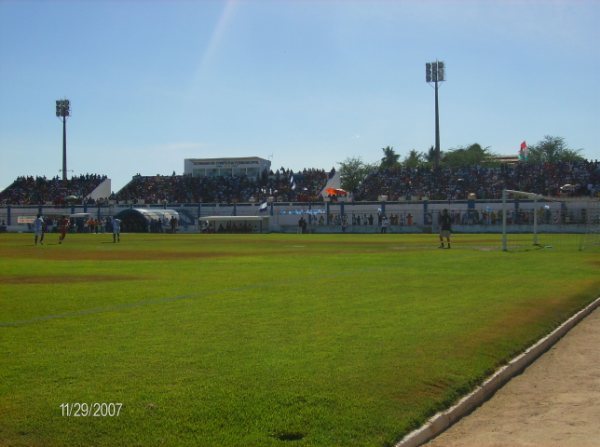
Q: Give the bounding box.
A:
[580,199,600,251]
[501,189,600,252]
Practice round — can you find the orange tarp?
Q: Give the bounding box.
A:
[326,188,347,196]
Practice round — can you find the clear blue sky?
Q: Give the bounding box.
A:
[1,0,599,192]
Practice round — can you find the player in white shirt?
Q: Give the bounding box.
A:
[34,214,45,245]
[112,218,121,243]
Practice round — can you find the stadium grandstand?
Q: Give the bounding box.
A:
[0,159,598,237]
[113,168,330,204]
[1,161,598,207]
[355,160,600,201]
[0,174,109,205]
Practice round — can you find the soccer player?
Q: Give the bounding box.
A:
[112,217,121,243]
[381,215,389,233]
[58,216,70,244]
[439,209,452,249]
[33,214,45,245]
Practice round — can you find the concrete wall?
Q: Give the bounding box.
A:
[2,198,597,234]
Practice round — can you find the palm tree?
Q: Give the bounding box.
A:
[380,146,400,170]
[425,146,437,166]
[403,149,424,168]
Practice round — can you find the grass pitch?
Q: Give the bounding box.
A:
[0,233,598,447]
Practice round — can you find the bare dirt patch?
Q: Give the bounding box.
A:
[2,247,234,262]
[0,274,144,285]
[455,281,600,360]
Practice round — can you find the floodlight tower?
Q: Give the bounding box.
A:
[425,61,445,169]
[56,99,71,181]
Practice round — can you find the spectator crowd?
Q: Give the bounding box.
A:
[1,161,599,206]
[0,174,107,205]
[355,160,600,201]
[113,168,329,204]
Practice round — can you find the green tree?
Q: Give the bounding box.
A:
[338,157,374,193]
[380,146,400,170]
[403,149,425,168]
[424,146,438,167]
[526,136,584,163]
[442,143,494,167]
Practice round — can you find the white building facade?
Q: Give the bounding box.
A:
[184,157,271,179]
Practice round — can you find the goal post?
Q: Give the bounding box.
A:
[579,199,600,251]
[502,189,543,251]
[502,189,600,252]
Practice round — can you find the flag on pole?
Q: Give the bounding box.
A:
[259,201,268,212]
[518,140,528,161]
[290,174,297,191]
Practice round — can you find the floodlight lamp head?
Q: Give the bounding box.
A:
[437,61,445,82]
[55,99,70,117]
[426,61,446,83]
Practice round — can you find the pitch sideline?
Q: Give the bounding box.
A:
[394,295,600,447]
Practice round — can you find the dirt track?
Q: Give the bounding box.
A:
[424,306,600,447]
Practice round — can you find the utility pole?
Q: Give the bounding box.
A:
[56,99,70,182]
[425,61,445,169]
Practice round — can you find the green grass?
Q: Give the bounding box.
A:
[0,233,598,447]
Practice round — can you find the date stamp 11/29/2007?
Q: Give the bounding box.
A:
[59,402,122,417]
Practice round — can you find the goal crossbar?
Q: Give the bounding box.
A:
[503,189,543,200]
[504,189,589,203]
